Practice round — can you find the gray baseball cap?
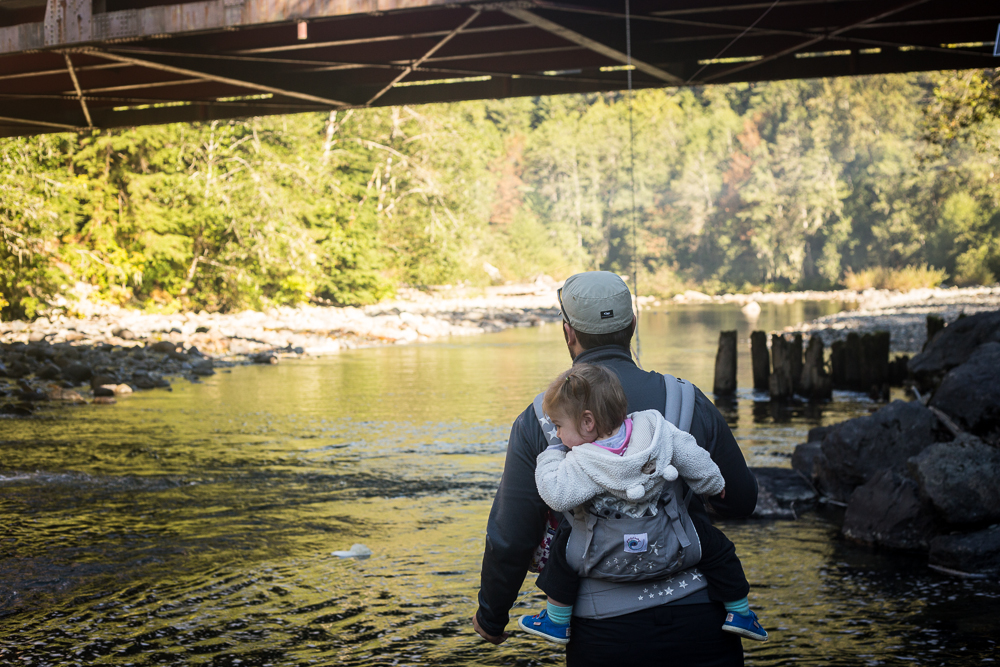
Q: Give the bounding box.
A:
[558,272,634,334]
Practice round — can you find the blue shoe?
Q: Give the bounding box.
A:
[518,609,570,645]
[722,610,769,641]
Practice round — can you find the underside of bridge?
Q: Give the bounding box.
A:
[0,0,997,137]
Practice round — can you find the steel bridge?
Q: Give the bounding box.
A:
[0,0,997,136]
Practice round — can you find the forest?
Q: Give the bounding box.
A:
[1,69,998,319]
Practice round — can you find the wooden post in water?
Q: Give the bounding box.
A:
[831,340,846,389]
[925,315,945,350]
[860,331,891,398]
[844,332,862,390]
[768,334,794,399]
[800,336,832,400]
[713,330,738,395]
[789,333,803,394]
[750,331,770,390]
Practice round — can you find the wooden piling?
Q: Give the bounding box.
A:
[768,334,794,399]
[713,330,738,395]
[789,333,803,393]
[800,336,832,400]
[844,332,862,389]
[925,315,945,350]
[750,331,770,390]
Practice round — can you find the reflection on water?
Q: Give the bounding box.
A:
[1,303,997,665]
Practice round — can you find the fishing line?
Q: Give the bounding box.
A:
[620,0,782,372]
[625,0,642,367]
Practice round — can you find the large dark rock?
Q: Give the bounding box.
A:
[792,441,822,478]
[750,467,817,519]
[908,310,1000,386]
[61,362,92,384]
[908,434,1000,526]
[929,342,1000,445]
[842,468,938,550]
[813,400,946,502]
[929,524,1000,575]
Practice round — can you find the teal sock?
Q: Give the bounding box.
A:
[724,598,751,616]
[546,601,573,626]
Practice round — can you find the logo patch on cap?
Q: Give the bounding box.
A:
[600,309,614,319]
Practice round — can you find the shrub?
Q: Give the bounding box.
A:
[843,265,949,291]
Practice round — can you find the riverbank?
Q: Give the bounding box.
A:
[3,284,998,360]
[779,286,1000,353]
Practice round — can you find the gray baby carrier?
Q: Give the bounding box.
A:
[533,374,703,582]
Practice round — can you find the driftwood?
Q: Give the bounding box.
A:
[713,330,737,395]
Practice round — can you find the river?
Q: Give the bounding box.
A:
[1,303,997,665]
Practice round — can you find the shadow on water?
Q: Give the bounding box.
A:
[1,302,997,665]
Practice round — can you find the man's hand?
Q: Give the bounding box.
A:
[473,613,509,645]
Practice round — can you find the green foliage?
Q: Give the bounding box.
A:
[2,69,999,319]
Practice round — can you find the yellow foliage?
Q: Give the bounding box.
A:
[843,265,948,291]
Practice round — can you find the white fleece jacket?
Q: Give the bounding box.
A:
[535,409,725,513]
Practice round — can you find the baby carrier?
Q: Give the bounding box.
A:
[531,374,703,582]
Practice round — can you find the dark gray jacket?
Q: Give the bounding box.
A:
[475,345,758,636]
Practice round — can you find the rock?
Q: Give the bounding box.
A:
[107,383,132,395]
[37,364,62,380]
[195,326,210,333]
[6,362,30,379]
[807,425,832,442]
[93,386,116,398]
[61,363,93,384]
[17,387,48,402]
[750,467,817,518]
[191,360,215,376]
[47,387,86,403]
[842,468,938,550]
[149,340,177,354]
[92,396,116,405]
[908,310,1000,386]
[90,373,119,388]
[792,441,822,478]
[929,524,1000,576]
[131,373,158,390]
[332,543,372,559]
[0,403,32,416]
[112,328,135,340]
[929,342,1000,445]
[908,434,1000,525]
[252,353,279,365]
[813,400,946,503]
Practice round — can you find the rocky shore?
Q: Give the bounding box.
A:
[781,286,1000,353]
[755,310,1000,576]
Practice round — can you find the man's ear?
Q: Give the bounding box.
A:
[563,322,577,347]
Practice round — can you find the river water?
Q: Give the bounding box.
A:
[1,303,997,666]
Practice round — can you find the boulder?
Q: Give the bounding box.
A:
[791,441,822,478]
[813,400,946,502]
[92,396,116,405]
[908,310,1000,386]
[93,386,116,398]
[37,364,62,380]
[908,434,1000,525]
[61,362,93,384]
[750,467,817,519]
[112,328,135,340]
[842,468,938,550]
[929,342,1000,445]
[191,360,215,376]
[148,340,177,354]
[929,524,1000,575]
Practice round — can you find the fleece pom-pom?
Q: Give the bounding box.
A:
[626,485,645,501]
[661,464,678,482]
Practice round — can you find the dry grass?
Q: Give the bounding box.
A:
[843,265,948,291]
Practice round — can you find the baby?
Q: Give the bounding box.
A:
[518,364,768,644]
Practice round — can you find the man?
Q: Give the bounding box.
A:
[472,271,758,666]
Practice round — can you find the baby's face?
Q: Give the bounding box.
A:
[549,410,592,449]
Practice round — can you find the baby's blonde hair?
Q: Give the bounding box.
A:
[542,364,628,436]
